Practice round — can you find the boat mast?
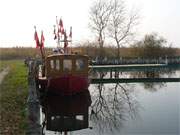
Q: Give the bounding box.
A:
[53,17,72,54]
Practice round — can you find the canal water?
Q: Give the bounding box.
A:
[45,70,180,135]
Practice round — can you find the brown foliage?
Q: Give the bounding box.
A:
[0,47,52,60]
[0,45,179,60]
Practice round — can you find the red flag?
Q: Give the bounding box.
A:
[59,18,63,28]
[64,31,68,48]
[53,26,57,40]
[69,26,72,38]
[34,30,40,48]
[60,27,64,35]
[41,31,45,48]
[59,18,64,35]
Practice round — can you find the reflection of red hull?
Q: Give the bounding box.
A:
[38,75,89,95]
[42,90,91,132]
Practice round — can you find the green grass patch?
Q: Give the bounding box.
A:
[0,60,28,135]
[0,60,8,71]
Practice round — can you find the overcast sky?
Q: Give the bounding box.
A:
[0,0,179,48]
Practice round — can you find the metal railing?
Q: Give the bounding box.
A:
[91,56,180,65]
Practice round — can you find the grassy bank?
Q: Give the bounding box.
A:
[0,60,28,134]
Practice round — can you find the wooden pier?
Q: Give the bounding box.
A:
[90,63,180,84]
[90,63,180,72]
[91,78,180,84]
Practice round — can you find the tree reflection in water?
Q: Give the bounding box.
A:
[129,70,176,92]
[90,82,140,134]
[89,69,177,133]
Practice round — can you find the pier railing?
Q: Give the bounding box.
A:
[89,64,180,84]
[91,56,180,65]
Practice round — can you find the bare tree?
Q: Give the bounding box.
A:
[89,0,113,60]
[108,0,139,59]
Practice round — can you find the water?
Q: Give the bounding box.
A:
[124,83,179,135]
[45,70,180,135]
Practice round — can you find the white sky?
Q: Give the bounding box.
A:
[0,0,179,48]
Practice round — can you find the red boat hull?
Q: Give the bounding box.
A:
[38,75,89,95]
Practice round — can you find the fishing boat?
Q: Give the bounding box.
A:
[34,18,90,95]
[37,54,89,95]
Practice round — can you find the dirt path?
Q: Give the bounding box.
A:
[0,67,9,134]
[0,67,9,84]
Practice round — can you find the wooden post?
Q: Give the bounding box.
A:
[26,60,42,135]
[110,69,112,79]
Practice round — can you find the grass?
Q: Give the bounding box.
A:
[0,60,28,135]
[0,60,8,71]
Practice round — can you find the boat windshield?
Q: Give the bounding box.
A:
[63,59,72,71]
[46,55,88,78]
[76,59,85,71]
[50,59,60,71]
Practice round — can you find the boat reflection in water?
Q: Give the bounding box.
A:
[41,90,91,134]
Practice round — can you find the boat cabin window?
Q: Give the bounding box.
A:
[46,55,88,78]
[50,60,54,69]
[76,115,84,121]
[50,60,60,70]
[76,59,85,71]
[55,60,60,70]
[63,59,72,71]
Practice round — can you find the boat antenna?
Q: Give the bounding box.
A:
[53,17,72,54]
